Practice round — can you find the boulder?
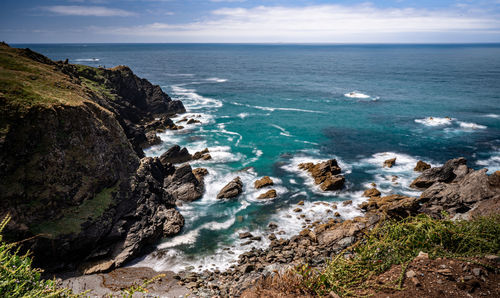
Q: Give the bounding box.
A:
[359,194,420,218]
[159,145,191,164]
[383,158,396,168]
[410,157,468,189]
[298,159,345,191]
[414,160,431,172]
[192,168,209,184]
[363,188,381,198]
[419,168,500,218]
[254,176,274,189]
[192,148,211,160]
[257,189,277,199]
[143,131,161,148]
[164,164,203,202]
[217,177,243,199]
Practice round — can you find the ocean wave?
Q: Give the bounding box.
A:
[171,85,223,110]
[230,101,325,114]
[270,124,292,137]
[205,77,228,83]
[476,152,500,173]
[344,91,371,99]
[74,58,99,62]
[238,112,250,119]
[483,113,499,118]
[415,117,454,127]
[157,229,200,249]
[457,121,487,130]
[165,73,195,77]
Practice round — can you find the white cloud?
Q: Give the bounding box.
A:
[93,4,500,42]
[43,5,136,17]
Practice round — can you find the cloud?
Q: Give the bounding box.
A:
[43,5,135,17]
[93,4,500,42]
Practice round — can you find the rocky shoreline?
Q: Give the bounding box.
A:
[1,43,499,297]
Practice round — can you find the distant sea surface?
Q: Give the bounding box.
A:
[19,43,500,272]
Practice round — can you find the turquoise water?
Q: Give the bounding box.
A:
[21,44,500,272]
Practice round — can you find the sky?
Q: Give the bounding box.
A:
[1,0,500,43]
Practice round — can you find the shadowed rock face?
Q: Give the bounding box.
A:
[410,157,468,189]
[217,177,243,199]
[298,159,345,191]
[0,44,186,273]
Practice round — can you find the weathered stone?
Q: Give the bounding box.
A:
[383,157,396,168]
[257,189,277,199]
[414,160,431,172]
[363,188,381,198]
[217,177,243,199]
[164,164,204,202]
[410,157,467,189]
[254,176,274,189]
[159,145,191,164]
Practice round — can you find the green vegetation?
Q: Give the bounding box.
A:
[31,185,117,238]
[296,214,500,296]
[0,215,72,297]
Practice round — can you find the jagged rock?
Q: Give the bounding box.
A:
[410,157,468,189]
[298,159,345,191]
[159,145,192,164]
[383,158,396,168]
[359,194,420,218]
[192,148,210,160]
[254,176,274,189]
[239,232,253,239]
[363,188,381,197]
[192,168,209,184]
[164,164,203,202]
[419,167,500,218]
[217,177,243,199]
[414,160,431,172]
[257,189,277,199]
[187,118,201,124]
[143,131,161,148]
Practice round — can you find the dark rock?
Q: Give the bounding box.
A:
[239,232,253,239]
[217,177,243,199]
[164,164,204,202]
[159,145,192,164]
[410,157,468,189]
[192,148,210,160]
[298,159,345,191]
[143,131,161,148]
[414,160,431,172]
[254,176,274,189]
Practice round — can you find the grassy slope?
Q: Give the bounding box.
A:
[0,44,124,238]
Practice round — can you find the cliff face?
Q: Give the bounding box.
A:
[0,43,185,272]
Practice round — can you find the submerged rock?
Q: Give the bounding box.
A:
[254,176,274,189]
[217,177,243,199]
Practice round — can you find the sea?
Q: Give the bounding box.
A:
[18,43,500,273]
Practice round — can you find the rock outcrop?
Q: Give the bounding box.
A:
[383,157,397,168]
[414,160,431,172]
[410,157,468,189]
[257,189,277,199]
[298,159,345,191]
[217,177,243,199]
[254,176,274,189]
[164,164,204,202]
[0,43,186,272]
[160,145,192,164]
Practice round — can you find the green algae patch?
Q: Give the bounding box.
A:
[31,185,117,238]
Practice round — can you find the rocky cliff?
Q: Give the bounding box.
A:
[0,43,185,272]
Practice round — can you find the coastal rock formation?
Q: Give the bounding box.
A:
[383,157,397,168]
[160,145,192,164]
[217,177,243,199]
[192,148,211,160]
[410,157,468,189]
[254,176,274,189]
[257,189,277,199]
[0,44,185,272]
[298,159,345,191]
[414,160,431,172]
[164,164,204,202]
[363,188,381,198]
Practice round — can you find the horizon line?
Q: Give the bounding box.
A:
[8,42,500,46]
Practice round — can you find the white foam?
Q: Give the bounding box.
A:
[270,124,292,137]
[230,102,325,114]
[157,229,200,249]
[344,91,370,99]
[205,77,228,83]
[457,121,487,130]
[172,112,215,125]
[165,73,195,77]
[476,152,500,173]
[238,112,250,119]
[171,85,223,110]
[415,117,454,127]
[74,58,99,62]
[483,113,499,118]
